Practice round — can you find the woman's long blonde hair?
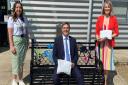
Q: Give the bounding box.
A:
[102,0,113,16]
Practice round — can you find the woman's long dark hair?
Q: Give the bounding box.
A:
[12,1,24,22]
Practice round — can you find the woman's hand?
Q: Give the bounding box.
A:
[10,46,16,54]
[97,37,108,42]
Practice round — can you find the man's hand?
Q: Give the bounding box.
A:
[71,63,75,68]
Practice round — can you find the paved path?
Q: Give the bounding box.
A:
[0,48,30,85]
[0,48,128,85]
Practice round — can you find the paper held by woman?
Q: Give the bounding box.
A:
[100,30,112,39]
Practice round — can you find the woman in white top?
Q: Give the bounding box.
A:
[7,1,28,85]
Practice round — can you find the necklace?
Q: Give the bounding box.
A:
[105,15,110,18]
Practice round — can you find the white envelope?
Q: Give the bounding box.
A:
[100,30,112,39]
[57,59,72,75]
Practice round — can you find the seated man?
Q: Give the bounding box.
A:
[53,22,84,85]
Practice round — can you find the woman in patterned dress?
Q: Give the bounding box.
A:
[95,0,119,85]
[8,1,28,85]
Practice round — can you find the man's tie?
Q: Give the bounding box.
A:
[65,37,70,61]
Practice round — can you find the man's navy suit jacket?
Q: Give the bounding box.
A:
[53,35,78,66]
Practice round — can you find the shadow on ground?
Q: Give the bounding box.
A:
[0,47,9,53]
[107,70,117,85]
[23,74,30,84]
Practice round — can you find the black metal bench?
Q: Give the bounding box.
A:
[30,39,104,85]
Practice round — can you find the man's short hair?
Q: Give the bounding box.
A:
[61,22,70,29]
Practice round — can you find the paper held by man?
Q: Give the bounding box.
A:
[100,30,112,39]
[57,59,72,75]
